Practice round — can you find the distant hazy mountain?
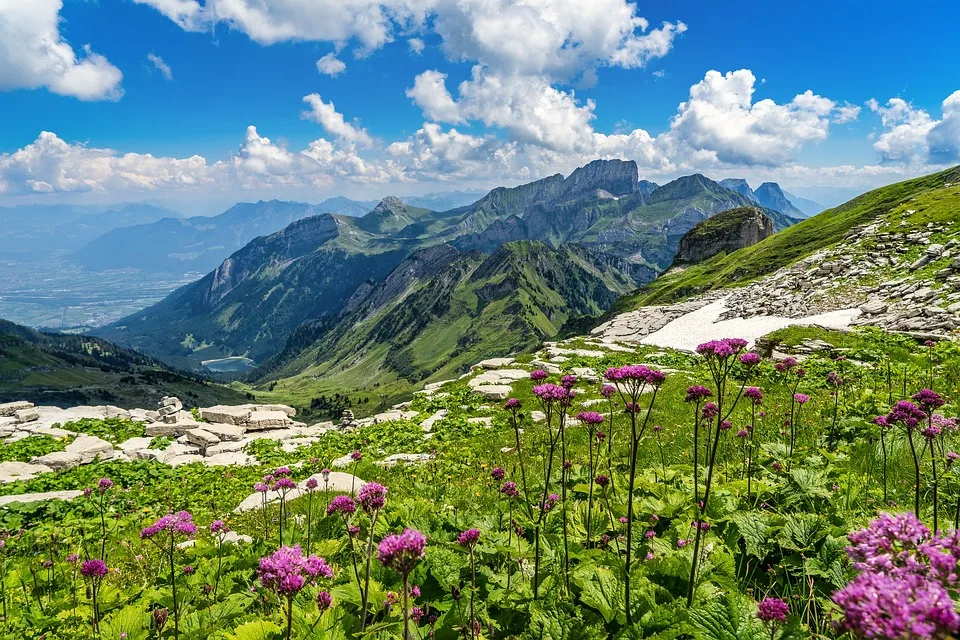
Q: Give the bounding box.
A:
[0,202,180,258]
[718,179,761,204]
[72,197,378,274]
[782,190,825,217]
[753,182,805,218]
[718,179,818,218]
[402,190,485,211]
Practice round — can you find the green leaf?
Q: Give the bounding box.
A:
[228,620,283,640]
[727,512,769,559]
[688,594,766,640]
[575,565,624,624]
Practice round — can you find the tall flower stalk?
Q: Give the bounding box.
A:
[684,385,712,508]
[577,411,605,547]
[210,520,229,599]
[601,384,617,492]
[378,529,426,640]
[88,478,113,563]
[141,511,197,640]
[914,389,946,529]
[81,559,108,635]
[327,495,362,600]
[357,482,388,631]
[530,374,571,599]
[887,399,929,520]
[686,341,755,607]
[271,467,296,546]
[505,398,533,519]
[458,529,481,638]
[603,364,665,625]
[304,478,319,554]
[744,387,763,499]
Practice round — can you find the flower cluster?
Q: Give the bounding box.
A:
[745,386,763,405]
[914,389,945,414]
[327,495,357,516]
[833,512,960,637]
[141,511,197,540]
[499,481,520,498]
[258,545,333,597]
[576,411,604,425]
[357,482,388,513]
[457,529,481,547]
[887,401,927,430]
[695,338,747,359]
[378,529,427,576]
[604,365,665,387]
[685,385,712,402]
[81,559,109,579]
[757,597,789,624]
[533,383,575,404]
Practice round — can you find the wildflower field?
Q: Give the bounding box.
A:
[3,327,960,639]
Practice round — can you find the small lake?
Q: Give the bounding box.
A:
[202,356,256,373]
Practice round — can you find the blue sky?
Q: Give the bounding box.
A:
[1,0,959,212]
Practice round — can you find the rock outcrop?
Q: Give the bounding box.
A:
[674,207,774,265]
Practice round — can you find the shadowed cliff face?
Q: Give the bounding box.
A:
[674,207,774,265]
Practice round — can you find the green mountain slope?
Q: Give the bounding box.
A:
[0,319,246,408]
[253,241,637,410]
[97,160,804,370]
[611,164,960,313]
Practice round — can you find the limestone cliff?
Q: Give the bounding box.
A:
[674,207,774,265]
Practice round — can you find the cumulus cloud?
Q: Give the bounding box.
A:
[406,70,464,124]
[833,101,860,124]
[301,94,374,146]
[147,53,174,80]
[868,91,960,164]
[660,70,840,166]
[0,0,124,101]
[408,38,425,54]
[316,53,347,77]
[134,0,684,80]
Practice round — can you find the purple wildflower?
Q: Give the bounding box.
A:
[757,597,789,624]
[357,482,387,513]
[81,560,109,579]
[457,529,481,547]
[378,529,427,576]
[258,545,333,596]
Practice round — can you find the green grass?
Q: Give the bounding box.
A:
[609,165,960,313]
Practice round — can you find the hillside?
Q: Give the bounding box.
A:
[609,164,960,315]
[0,319,246,408]
[96,160,804,371]
[254,240,636,411]
[673,206,773,265]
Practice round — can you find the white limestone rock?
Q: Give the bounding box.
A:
[31,451,83,470]
[0,401,34,417]
[233,471,365,513]
[65,435,115,464]
[420,410,448,432]
[0,461,52,483]
[474,385,512,400]
[0,490,83,507]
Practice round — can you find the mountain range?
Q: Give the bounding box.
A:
[95,160,803,386]
[71,192,485,274]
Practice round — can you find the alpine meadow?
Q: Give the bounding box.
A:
[2,1,960,639]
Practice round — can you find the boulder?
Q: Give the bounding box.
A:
[472,357,515,370]
[14,408,39,423]
[205,441,246,456]
[467,417,494,428]
[31,451,83,470]
[474,385,512,400]
[203,452,252,467]
[145,421,197,438]
[0,401,33,417]
[233,471,366,513]
[377,453,433,467]
[331,453,355,469]
[165,454,204,467]
[420,410,447,432]
[200,405,252,425]
[246,411,291,430]
[185,428,221,450]
[0,490,84,507]
[65,435,114,464]
[0,461,52,483]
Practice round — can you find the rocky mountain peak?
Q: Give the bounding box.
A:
[674,206,773,265]
[560,159,639,199]
[754,182,803,216]
[719,178,760,203]
[372,196,406,215]
[647,173,724,203]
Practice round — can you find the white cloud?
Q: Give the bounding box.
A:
[135,0,684,80]
[408,38,425,54]
[0,0,123,101]
[301,94,374,146]
[868,91,960,164]
[147,53,174,80]
[316,53,347,77]
[661,70,839,166]
[406,70,464,123]
[832,101,860,124]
